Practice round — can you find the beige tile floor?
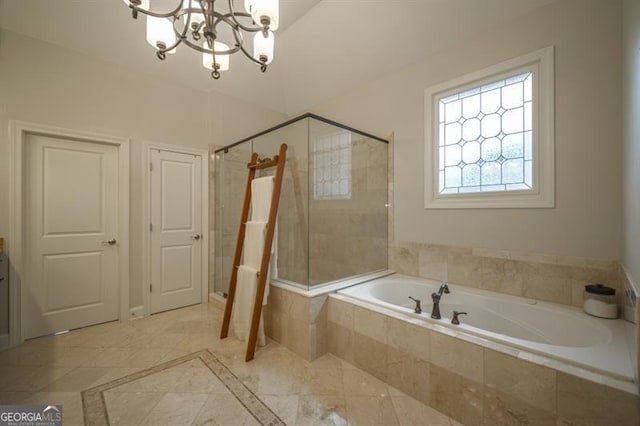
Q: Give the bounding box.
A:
[0,303,459,425]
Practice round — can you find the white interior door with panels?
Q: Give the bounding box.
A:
[24,134,120,339]
[150,149,203,314]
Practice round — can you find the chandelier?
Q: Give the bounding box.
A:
[122,0,279,79]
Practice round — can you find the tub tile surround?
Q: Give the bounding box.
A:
[390,240,621,308]
[263,286,328,361]
[390,238,640,395]
[326,295,640,425]
[619,266,640,394]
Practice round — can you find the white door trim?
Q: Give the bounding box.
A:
[140,141,209,317]
[9,121,130,346]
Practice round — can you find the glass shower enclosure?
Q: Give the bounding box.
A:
[213,114,388,293]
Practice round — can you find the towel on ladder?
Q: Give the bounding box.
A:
[251,176,274,221]
[243,221,269,303]
[231,175,274,347]
[232,265,266,346]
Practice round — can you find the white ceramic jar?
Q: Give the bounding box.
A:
[583,284,618,319]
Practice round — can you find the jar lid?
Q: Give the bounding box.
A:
[584,284,616,296]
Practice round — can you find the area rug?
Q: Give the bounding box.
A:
[81,349,285,425]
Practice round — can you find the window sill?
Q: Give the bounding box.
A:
[425,189,554,209]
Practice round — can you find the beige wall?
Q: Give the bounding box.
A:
[310,0,623,260]
[623,0,640,287]
[0,29,285,309]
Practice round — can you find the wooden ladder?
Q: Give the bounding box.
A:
[220,143,287,361]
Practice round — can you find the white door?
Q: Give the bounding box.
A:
[150,149,203,314]
[25,134,120,339]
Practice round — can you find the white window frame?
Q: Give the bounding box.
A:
[424,46,555,209]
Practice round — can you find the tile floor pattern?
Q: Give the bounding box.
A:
[82,350,285,425]
[0,303,459,425]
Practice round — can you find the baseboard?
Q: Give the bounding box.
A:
[209,292,226,308]
[0,333,9,350]
[129,306,146,320]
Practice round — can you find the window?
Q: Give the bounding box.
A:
[312,130,352,200]
[424,47,554,208]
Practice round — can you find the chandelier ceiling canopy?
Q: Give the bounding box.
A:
[122,0,279,79]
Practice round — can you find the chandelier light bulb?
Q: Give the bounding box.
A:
[202,41,230,71]
[253,30,274,64]
[250,0,279,31]
[146,15,177,53]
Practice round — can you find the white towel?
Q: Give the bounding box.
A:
[243,221,266,270]
[244,221,270,302]
[251,176,274,221]
[270,220,278,280]
[232,265,266,347]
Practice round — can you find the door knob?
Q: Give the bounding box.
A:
[192,234,201,240]
[101,239,117,246]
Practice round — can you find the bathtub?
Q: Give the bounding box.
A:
[338,274,635,382]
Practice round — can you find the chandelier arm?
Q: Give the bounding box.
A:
[180,0,194,35]
[230,23,245,52]
[173,1,208,35]
[194,21,206,32]
[210,12,256,35]
[182,37,242,55]
[187,17,205,40]
[128,0,185,19]
[225,0,265,32]
[157,14,191,56]
[237,42,267,69]
[157,36,184,58]
[219,14,264,33]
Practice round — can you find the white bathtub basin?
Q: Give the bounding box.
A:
[339,274,635,381]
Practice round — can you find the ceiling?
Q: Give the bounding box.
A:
[0,0,556,115]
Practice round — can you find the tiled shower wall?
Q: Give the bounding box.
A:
[307,137,388,285]
[275,133,389,287]
[212,133,389,291]
[274,148,309,285]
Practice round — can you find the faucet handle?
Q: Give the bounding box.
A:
[408,296,422,314]
[451,311,467,325]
